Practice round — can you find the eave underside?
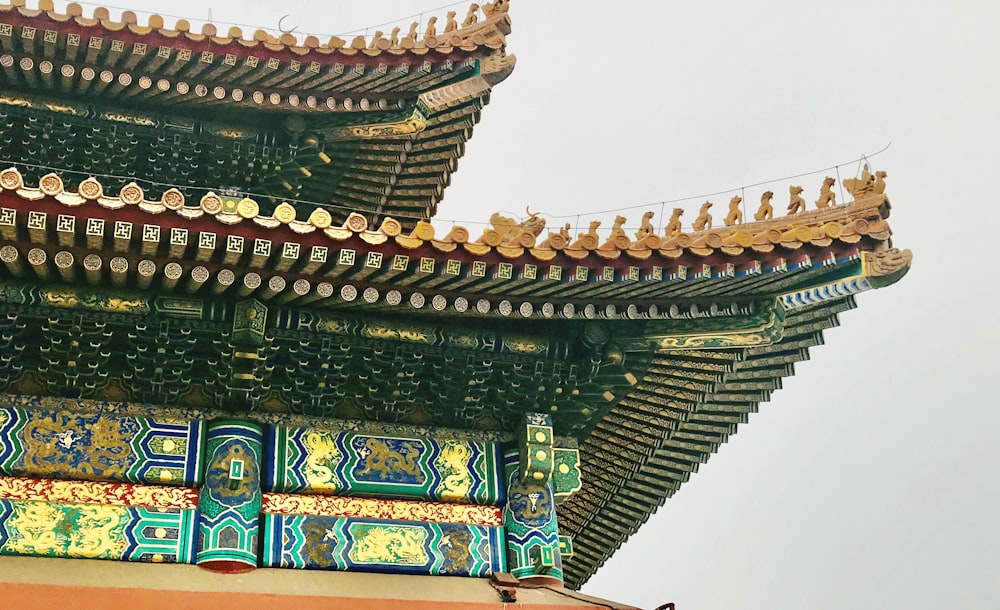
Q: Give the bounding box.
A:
[557,297,857,588]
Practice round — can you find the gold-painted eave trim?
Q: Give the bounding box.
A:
[618,302,785,351]
[322,108,428,140]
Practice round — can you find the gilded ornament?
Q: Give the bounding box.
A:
[39,173,65,196]
[236,198,260,219]
[15,411,139,482]
[652,305,784,349]
[0,167,24,190]
[2,500,130,559]
[199,193,224,215]
[119,182,144,205]
[100,112,155,127]
[379,216,403,237]
[349,523,429,566]
[503,335,547,355]
[0,95,34,109]
[302,431,342,491]
[272,202,296,223]
[337,109,427,139]
[345,212,368,232]
[820,222,843,239]
[161,188,185,210]
[308,207,333,229]
[353,437,426,484]
[412,221,436,241]
[78,177,103,200]
[433,441,474,501]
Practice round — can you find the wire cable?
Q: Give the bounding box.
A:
[541,141,892,219]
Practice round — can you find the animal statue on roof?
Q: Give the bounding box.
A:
[424,16,438,38]
[844,164,873,199]
[445,11,459,33]
[368,31,385,49]
[866,246,912,276]
[787,185,806,214]
[489,207,547,242]
[389,27,400,47]
[664,208,684,237]
[815,176,836,209]
[463,4,480,27]
[407,22,419,40]
[724,195,743,226]
[843,164,888,201]
[610,215,628,238]
[874,170,888,195]
[483,0,510,16]
[559,223,571,241]
[580,220,601,240]
[754,191,774,221]
[692,201,713,231]
[635,211,656,240]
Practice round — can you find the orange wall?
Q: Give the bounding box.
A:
[0,582,616,610]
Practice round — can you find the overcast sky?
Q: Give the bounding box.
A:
[48,1,1000,608]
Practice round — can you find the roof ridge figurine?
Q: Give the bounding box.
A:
[692,201,713,231]
[815,177,836,209]
[754,191,774,221]
[787,185,806,214]
[723,195,743,227]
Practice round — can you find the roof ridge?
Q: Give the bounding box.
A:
[0,0,511,57]
[0,167,895,264]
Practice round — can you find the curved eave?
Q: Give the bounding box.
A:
[558,297,863,588]
[0,174,913,316]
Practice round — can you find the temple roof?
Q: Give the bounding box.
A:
[0,1,516,226]
[0,158,912,587]
[0,1,914,592]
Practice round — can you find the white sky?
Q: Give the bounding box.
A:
[46,1,1000,608]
